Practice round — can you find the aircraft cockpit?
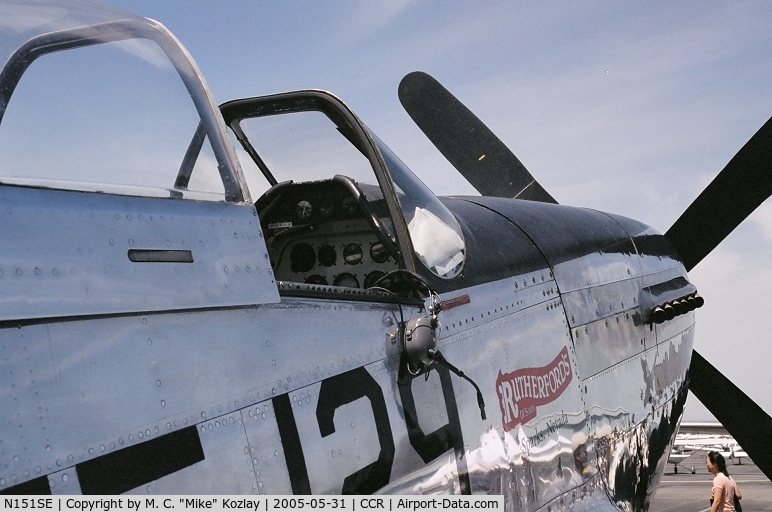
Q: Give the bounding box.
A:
[216,91,467,297]
[0,0,466,309]
[255,176,398,290]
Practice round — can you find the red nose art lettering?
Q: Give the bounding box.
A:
[496,346,573,431]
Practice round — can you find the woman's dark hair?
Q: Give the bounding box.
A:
[708,451,729,476]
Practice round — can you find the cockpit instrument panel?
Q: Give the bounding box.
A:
[258,179,398,289]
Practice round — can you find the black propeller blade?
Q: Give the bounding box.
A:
[665,115,772,479]
[398,71,557,203]
[689,350,772,480]
[665,115,772,272]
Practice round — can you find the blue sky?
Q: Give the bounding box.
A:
[108,1,772,422]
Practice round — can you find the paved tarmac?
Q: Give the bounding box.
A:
[649,455,772,511]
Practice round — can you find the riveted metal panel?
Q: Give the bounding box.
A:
[291,370,388,494]
[561,278,643,329]
[242,400,294,495]
[122,413,256,495]
[631,229,688,290]
[0,185,279,321]
[585,347,657,434]
[408,276,597,508]
[585,322,693,439]
[572,311,650,380]
[436,268,558,342]
[0,231,689,506]
[548,237,639,296]
[0,295,412,491]
[48,467,81,495]
[588,324,693,511]
[654,311,695,348]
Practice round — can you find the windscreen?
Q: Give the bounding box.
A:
[236,110,376,197]
[226,92,466,280]
[374,135,466,279]
[233,108,396,239]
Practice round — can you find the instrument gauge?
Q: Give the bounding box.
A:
[370,242,390,263]
[319,199,335,218]
[364,271,386,289]
[290,243,316,273]
[295,200,313,221]
[305,274,328,285]
[341,197,358,216]
[318,245,337,267]
[333,273,359,288]
[343,243,363,265]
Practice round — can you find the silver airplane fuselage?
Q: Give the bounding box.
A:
[0,3,696,510]
[0,182,694,508]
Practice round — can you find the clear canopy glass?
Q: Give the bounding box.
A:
[0,0,244,201]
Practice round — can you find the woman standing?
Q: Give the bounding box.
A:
[707,451,742,512]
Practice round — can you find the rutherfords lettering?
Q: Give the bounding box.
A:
[496,346,573,431]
